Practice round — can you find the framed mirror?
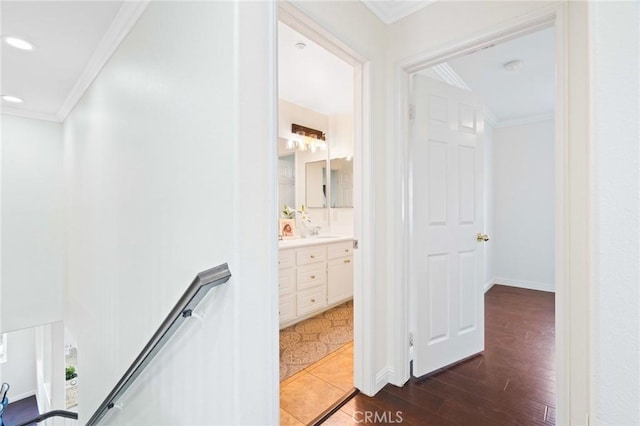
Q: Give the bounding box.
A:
[330,158,353,208]
[305,160,327,208]
[278,154,295,211]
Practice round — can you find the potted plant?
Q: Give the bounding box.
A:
[65,366,78,387]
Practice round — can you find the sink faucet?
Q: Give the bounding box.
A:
[310,226,321,236]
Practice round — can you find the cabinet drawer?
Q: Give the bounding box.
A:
[279,267,295,296]
[279,294,296,324]
[297,263,326,290]
[279,249,295,269]
[297,287,327,317]
[296,246,327,265]
[327,241,353,259]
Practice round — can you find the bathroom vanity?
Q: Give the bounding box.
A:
[278,237,353,328]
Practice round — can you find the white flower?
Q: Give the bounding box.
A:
[297,204,312,223]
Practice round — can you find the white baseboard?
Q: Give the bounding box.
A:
[493,277,555,293]
[374,367,393,395]
[484,278,497,293]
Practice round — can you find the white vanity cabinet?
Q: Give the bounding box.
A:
[278,249,297,324]
[278,238,353,328]
[327,241,354,305]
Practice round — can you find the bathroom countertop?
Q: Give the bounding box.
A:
[278,235,353,249]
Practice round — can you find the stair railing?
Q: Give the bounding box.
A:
[85,263,232,426]
[14,409,78,426]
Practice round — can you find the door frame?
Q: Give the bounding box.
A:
[392,3,591,424]
[277,3,376,395]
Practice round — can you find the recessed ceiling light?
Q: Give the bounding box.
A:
[1,95,24,103]
[3,36,35,51]
[503,59,523,72]
[295,42,307,50]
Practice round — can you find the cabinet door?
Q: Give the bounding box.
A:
[280,293,296,325]
[279,267,295,296]
[327,256,353,305]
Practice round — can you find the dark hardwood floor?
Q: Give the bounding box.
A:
[3,395,39,426]
[322,285,555,425]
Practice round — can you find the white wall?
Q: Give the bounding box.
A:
[64,2,277,425]
[0,115,64,333]
[590,2,640,424]
[0,327,37,401]
[492,120,555,291]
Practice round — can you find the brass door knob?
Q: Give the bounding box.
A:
[477,233,490,242]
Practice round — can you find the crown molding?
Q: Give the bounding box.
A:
[1,107,59,123]
[484,107,498,128]
[55,0,150,122]
[429,62,501,128]
[431,62,471,91]
[493,111,554,128]
[361,0,437,25]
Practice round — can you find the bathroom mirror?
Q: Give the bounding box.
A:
[305,160,327,208]
[330,158,353,208]
[278,154,295,211]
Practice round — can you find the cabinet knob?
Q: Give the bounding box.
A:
[310,255,315,259]
[311,275,316,279]
[345,249,349,252]
[344,259,351,264]
[311,298,316,303]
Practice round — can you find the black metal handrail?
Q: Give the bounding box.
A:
[86,263,232,426]
[15,409,78,426]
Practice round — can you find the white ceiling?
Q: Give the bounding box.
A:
[278,22,353,116]
[361,0,436,24]
[442,27,556,125]
[1,1,125,121]
[1,2,552,126]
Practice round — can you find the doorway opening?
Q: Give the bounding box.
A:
[276,5,372,424]
[393,4,575,424]
[405,25,557,422]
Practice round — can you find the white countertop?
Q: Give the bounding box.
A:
[278,235,353,249]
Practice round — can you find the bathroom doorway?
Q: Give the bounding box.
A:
[276,5,371,423]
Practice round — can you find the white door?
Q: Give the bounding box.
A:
[410,74,486,377]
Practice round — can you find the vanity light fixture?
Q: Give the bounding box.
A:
[503,59,523,72]
[1,95,24,103]
[287,123,328,152]
[3,36,35,51]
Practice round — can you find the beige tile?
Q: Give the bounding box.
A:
[303,347,341,370]
[280,372,346,424]
[338,342,354,358]
[281,368,306,387]
[309,354,354,391]
[280,409,305,426]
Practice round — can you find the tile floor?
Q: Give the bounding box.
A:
[280,341,354,425]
